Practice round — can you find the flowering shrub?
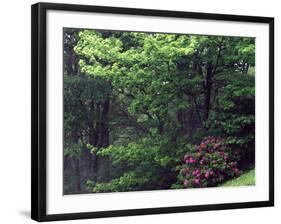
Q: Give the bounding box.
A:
[177,136,241,188]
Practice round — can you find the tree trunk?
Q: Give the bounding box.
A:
[87,98,110,183]
[98,98,110,148]
[89,127,99,183]
[97,98,110,182]
[74,159,81,192]
[71,128,81,193]
[204,62,214,121]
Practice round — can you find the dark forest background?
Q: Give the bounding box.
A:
[63,28,255,194]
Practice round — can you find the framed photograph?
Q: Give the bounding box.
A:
[31,2,274,222]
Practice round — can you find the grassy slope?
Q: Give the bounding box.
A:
[221,169,255,187]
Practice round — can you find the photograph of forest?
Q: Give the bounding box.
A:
[63,28,255,195]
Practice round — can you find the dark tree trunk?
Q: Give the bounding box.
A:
[88,126,99,183]
[87,98,110,183]
[243,62,249,74]
[98,98,110,148]
[74,159,81,192]
[63,155,69,172]
[97,98,110,182]
[204,62,214,121]
[71,128,81,193]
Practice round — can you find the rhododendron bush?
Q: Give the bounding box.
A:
[175,136,241,188]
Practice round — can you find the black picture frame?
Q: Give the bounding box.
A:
[31,2,274,222]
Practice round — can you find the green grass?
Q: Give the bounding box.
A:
[221,169,255,187]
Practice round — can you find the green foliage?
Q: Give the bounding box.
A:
[86,130,193,192]
[64,143,82,159]
[208,73,255,167]
[86,171,150,193]
[64,75,111,134]
[75,31,199,125]
[63,28,256,194]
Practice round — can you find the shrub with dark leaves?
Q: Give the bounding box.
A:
[177,136,241,188]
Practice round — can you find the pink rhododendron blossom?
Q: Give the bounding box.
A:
[183,179,189,187]
[200,143,206,148]
[187,157,196,164]
[194,179,200,184]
